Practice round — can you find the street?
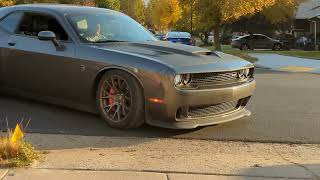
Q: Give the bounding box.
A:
[1,0,320,179]
[1,68,320,144]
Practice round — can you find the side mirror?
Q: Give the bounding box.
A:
[38,31,56,41]
[38,31,64,51]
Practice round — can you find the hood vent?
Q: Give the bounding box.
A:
[193,51,221,58]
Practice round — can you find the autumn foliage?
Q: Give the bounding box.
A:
[0,0,304,50]
[147,0,182,31]
[0,0,14,7]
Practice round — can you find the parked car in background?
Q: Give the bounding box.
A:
[295,36,308,49]
[166,32,193,45]
[155,34,166,41]
[0,5,255,129]
[208,32,214,43]
[231,34,283,51]
[148,29,156,35]
[303,39,320,51]
[279,34,295,50]
[221,34,242,45]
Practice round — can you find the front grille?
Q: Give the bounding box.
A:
[190,71,239,86]
[176,97,251,119]
[187,100,239,118]
[188,68,254,87]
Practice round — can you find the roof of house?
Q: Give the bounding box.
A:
[296,0,320,19]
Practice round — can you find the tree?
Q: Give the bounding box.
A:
[262,0,304,24]
[190,0,279,50]
[148,0,182,32]
[174,0,195,33]
[95,0,120,10]
[0,0,14,7]
[227,0,305,41]
[81,0,96,6]
[14,0,58,3]
[120,0,145,24]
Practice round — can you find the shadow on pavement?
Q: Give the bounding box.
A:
[0,95,199,139]
[237,164,320,180]
[0,95,204,150]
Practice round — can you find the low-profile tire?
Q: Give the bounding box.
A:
[273,43,282,51]
[240,44,250,51]
[96,70,145,129]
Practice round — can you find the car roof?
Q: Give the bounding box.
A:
[239,34,270,38]
[1,4,118,16]
[166,32,191,38]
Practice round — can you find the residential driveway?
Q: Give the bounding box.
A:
[1,69,320,144]
[252,53,320,73]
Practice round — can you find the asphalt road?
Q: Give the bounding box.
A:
[1,68,320,144]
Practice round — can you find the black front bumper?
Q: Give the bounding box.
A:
[145,80,256,129]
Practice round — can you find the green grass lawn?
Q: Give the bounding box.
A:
[202,45,320,61]
[251,50,320,60]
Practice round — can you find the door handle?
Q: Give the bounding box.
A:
[8,39,16,46]
[8,42,16,46]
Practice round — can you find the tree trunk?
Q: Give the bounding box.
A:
[213,25,221,51]
[204,33,209,45]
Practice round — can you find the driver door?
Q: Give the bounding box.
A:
[3,11,80,101]
[255,35,268,49]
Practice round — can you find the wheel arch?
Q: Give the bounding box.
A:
[273,42,282,50]
[92,66,145,101]
[240,43,250,50]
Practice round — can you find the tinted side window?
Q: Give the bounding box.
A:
[257,35,267,40]
[253,35,259,40]
[0,12,24,33]
[16,12,69,41]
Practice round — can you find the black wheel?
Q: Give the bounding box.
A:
[273,43,282,51]
[96,70,145,129]
[240,44,249,51]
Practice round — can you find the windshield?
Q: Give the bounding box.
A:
[68,12,157,43]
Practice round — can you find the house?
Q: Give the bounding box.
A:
[294,0,320,37]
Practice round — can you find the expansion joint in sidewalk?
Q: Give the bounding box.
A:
[0,169,9,180]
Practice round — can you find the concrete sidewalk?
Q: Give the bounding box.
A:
[1,136,320,180]
[252,53,320,73]
[0,168,316,180]
[0,136,318,180]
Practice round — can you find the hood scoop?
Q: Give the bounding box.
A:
[193,51,222,58]
[132,42,219,57]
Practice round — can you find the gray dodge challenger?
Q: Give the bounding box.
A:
[0,5,256,129]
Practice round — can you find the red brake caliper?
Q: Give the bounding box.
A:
[108,87,116,105]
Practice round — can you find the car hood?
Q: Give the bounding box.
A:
[93,41,253,74]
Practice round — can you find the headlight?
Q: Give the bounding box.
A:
[182,74,191,85]
[244,69,250,77]
[174,74,192,86]
[238,69,246,78]
[174,75,182,86]
[238,69,250,79]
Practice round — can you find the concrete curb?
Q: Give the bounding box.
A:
[2,169,167,180]
[1,168,315,180]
